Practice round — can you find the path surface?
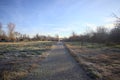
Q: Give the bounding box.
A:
[23,42,91,80]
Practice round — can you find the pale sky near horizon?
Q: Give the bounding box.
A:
[0,0,120,38]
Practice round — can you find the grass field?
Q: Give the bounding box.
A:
[65,42,120,80]
[0,41,54,80]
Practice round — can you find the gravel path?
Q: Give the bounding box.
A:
[23,42,91,80]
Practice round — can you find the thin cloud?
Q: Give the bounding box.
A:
[104,17,116,23]
[53,24,81,32]
[85,23,115,31]
[104,23,115,29]
[86,23,97,31]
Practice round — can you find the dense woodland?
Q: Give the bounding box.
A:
[65,16,120,44]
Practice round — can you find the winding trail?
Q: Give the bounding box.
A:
[23,42,91,80]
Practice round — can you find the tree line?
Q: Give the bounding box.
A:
[0,23,58,42]
[65,17,120,44]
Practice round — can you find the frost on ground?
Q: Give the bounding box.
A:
[65,42,120,80]
[0,41,53,80]
[22,42,91,80]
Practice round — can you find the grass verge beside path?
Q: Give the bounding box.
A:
[65,42,120,80]
[0,41,54,80]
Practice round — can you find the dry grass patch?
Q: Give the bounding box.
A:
[2,71,28,80]
[0,41,54,80]
[65,43,120,80]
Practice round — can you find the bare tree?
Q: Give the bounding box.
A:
[110,21,120,43]
[0,23,2,36]
[8,23,16,41]
[0,23,3,41]
[0,23,7,41]
[95,26,108,43]
[55,34,59,41]
[69,32,80,41]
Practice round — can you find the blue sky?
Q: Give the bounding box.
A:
[0,0,120,37]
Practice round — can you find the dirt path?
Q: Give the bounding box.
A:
[22,42,91,80]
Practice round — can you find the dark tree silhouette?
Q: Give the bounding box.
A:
[109,19,120,43]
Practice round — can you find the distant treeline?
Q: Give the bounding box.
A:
[64,17,120,44]
[0,23,59,42]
